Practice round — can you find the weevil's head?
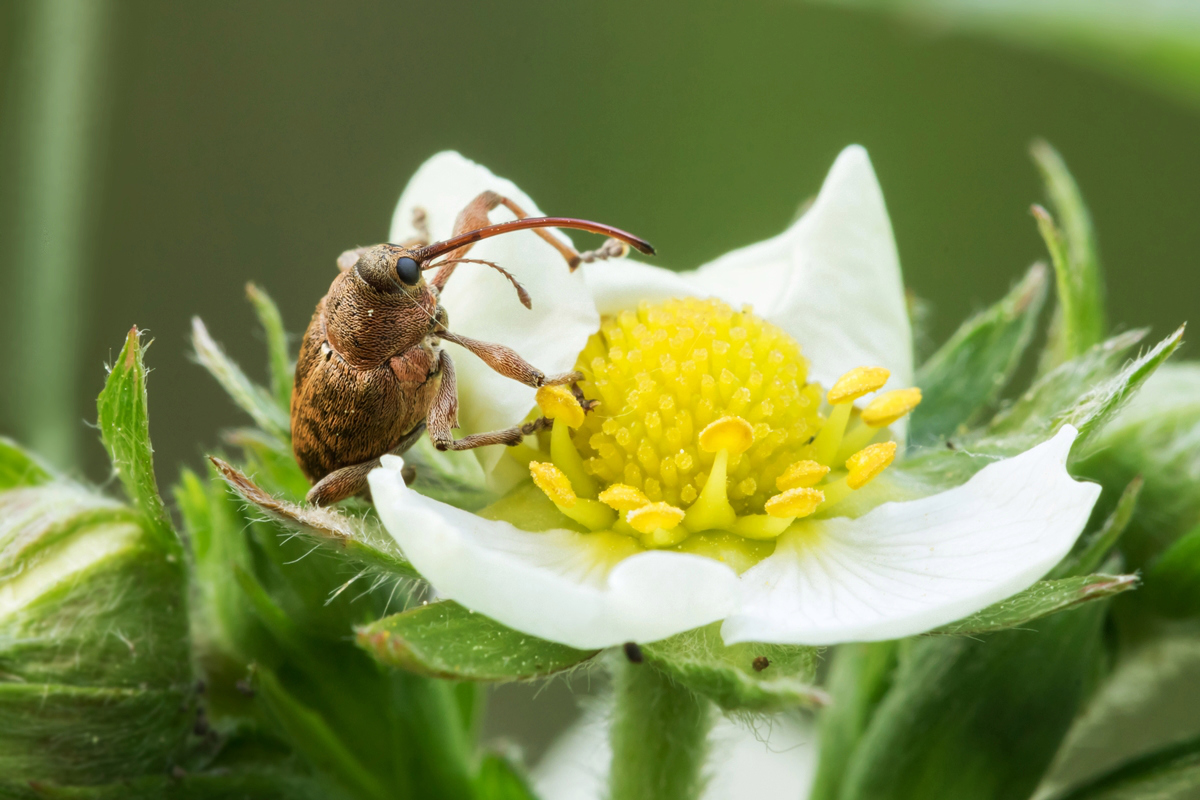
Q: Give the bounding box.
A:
[348,244,430,299]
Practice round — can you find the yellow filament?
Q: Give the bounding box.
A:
[846,442,897,490]
[776,460,829,491]
[765,487,825,518]
[536,384,586,428]
[732,514,794,540]
[698,416,755,455]
[810,402,852,465]
[683,449,737,532]
[529,462,614,531]
[827,367,889,405]
[551,418,598,498]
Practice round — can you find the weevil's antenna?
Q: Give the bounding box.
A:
[413,217,655,264]
[432,258,532,308]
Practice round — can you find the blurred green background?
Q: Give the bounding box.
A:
[2,0,1199,763]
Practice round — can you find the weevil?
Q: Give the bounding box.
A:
[291,190,655,505]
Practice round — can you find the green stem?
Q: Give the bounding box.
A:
[10,0,110,468]
[608,659,713,800]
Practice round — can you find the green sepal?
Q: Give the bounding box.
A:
[1144,522,1200,619]
[96,327,179,554]
[474,753,541,800]
[1031,140,1105,368]
[985,326,1184,456]
[210,456,419,580]
[641,622,825,712]
[840,601,1109,800]
[1076,362,1200,568]
[191,317,290,441]
[809,642,898,800]
[911,264,1047,445]
[929,574,1137,635]
[1045,734,1200,800]
[245,282,295,414]
[356,600,598,681]
[0,436,54,489]
[1053,477,1142,578]
[250,668,390,800]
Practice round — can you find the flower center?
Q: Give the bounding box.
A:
[514,298,921,567]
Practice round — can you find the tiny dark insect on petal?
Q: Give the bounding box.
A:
[752,656,770,672]
[623,641,644,664]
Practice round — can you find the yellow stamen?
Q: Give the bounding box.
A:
[810,402,852,465]
[599,484,650,512]
[765,487,825,518]
[698,416,755,455]
[846,441,897,490]
[731,514,793,540]
[683,449,737,532]
[861,388,922,428]
[529,462,615,531]
[536,385,586,428]
[776,460,829,491]
[827,367,890,405]
[627,502,686,535]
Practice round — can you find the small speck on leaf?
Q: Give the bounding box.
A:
[623,641,644,664]
[752,656,770,672]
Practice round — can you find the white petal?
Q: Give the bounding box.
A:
[721,426,1100,645]
[369,456,740,649]
[532,705,817,800]
[389,152,599,474]
[690,145,913,392]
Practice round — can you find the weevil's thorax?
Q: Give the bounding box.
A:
[324,245,442,369]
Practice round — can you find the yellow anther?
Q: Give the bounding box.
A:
[827,367,890,405]
[846,441,897,490]
[536,385,586,429]
[599,484,650,512]
[765,487,825,519]
[626,502,686,535]
[529,462,577,508]
[698,416,755,455]
[862,388,923,428]
[776,460,830,491]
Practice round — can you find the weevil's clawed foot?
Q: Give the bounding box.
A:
[401,464,417,486]
[576,237,631,265]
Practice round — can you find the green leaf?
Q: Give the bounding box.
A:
[209,456,419,579]
[1053,477,1142,578]
[252,668,390,800]
[1048,734,1200,800]
[809,642,898,800]
[1145,521,1200,619]
[191,317,290,440]
[1077,362,1200,568]
[1031,141,1105,367]
[96,327,178,553]
[912,264,1048,444]
[984,326,1184,456]
[2,768,343,800]
[245,282,294,414]
[0,436,53,489]
[841,601,1110,800]
[641,622,825,712]
[929,574,1137,635]
[356,600,597,681]
[474,753,541,800]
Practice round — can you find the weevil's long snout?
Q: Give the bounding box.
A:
[413,217,656,264]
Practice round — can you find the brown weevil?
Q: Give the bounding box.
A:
[291,190,655,506]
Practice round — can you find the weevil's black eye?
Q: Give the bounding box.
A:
[395,256,421,285]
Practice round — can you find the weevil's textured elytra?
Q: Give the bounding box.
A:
[290,190,655,506]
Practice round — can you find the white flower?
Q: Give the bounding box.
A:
[369,148,1100,649]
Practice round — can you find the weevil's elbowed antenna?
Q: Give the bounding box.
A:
[413,216,656,264]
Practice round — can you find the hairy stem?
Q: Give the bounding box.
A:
[608,658,713,800]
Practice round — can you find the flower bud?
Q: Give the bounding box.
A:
[0,479,194,784]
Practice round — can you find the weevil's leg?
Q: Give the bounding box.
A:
[432,191,589,292]
[427,350,553,451]
[305,423,427,506]
[439,329,581,389]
